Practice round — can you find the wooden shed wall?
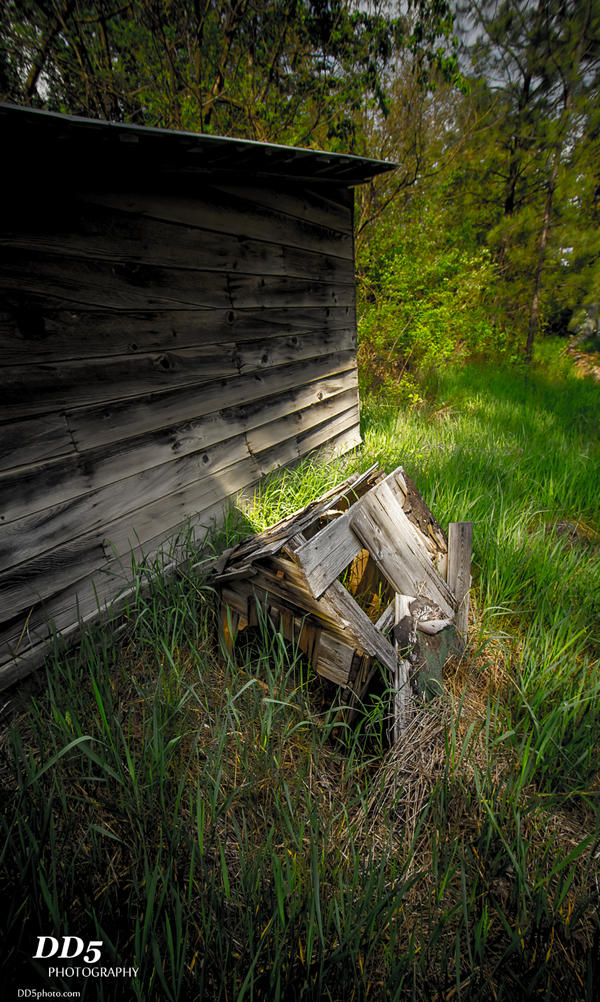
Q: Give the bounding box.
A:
[0,175,361,687]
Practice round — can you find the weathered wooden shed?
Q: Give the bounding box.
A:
[0,104,395,688]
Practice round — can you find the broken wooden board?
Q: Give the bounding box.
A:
[392,593,412,744]
[294,509,362,598]
[293,464,447,600]
[447,521,473,645]
[349,479,457,619]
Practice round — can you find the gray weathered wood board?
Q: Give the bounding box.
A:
[0,248,355,314]
[0,407,361,626]
[294,463,448,601]
[0,304,352,366]
[0,494,235,686]
[350,480,457,619]
[2,205,354,282]
[0,366,357,473]
[316,633,355,686]
[447,521,473,644]
[0,333,356,422]
[79,187,354,259]
[1,386,358,530]
[67,355,357,453]
[0,169,362,686]
[392,593,412,742]
[294,511,362,598]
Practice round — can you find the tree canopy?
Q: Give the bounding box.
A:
[1,0,599,360]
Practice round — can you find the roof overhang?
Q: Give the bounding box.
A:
[0,103,398,186]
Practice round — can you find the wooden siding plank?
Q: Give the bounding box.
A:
[0,423,364,677]
[0,305,352,366]
[0,390,358,534]
[0,249,355,313]
[0,412,74,473]
[79,188,354,260]
[0,368,357,474]
[0,494,233,680]
[209,181,352,234]
[2,221,354,285]
[0,451,258,624]
[0,408,361,623]
[68,357,357,452]
[350,481,457,619]
[0,391,359,564]
[0,331,356,421]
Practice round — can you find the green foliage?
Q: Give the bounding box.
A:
[450,0,600,351]
[0,0,457,151]
[357,193,507,403]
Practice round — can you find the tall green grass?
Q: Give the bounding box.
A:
[1,344,600,999]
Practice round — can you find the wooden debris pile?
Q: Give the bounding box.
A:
[211,464,472,739]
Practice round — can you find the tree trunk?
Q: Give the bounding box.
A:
[525,156,559,360]
[525,0,592,360]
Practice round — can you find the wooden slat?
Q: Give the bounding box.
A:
[0,412,74,473]
[315,632,355,685]
[210,180,353,234]
[68,355,357,452]
[447,522,473,645]
[0,492,235,664]
[392,468,448,555]
[0,382,358,530]
[0,248,354,315]
[0,408,362,623]
[81,187,354,260]
[0,305,352,366]
[1,201,354,281]
[0,330,356,421]
[383,466,447,558]
[241,566,358,651]
[0,493,234,680]
[349,481,457,619]
[317,579,397,674]
[392,593,412,743]
[294,510,362,598]
[375,602,395,633]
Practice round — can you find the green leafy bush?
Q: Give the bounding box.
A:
[357,195,511,402]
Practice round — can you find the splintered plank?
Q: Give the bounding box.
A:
[317,579,397,674]
[383,466,448,557]
[316,633,355,685]
[392,593,412,743]
[234,533,396,675]
[0,330,356,422]
[294,508,362,598]
[447,521,473,646]
[217,464,379,569]
[350,480,457,619]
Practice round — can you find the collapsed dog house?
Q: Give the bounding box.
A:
[212,464,472,739]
